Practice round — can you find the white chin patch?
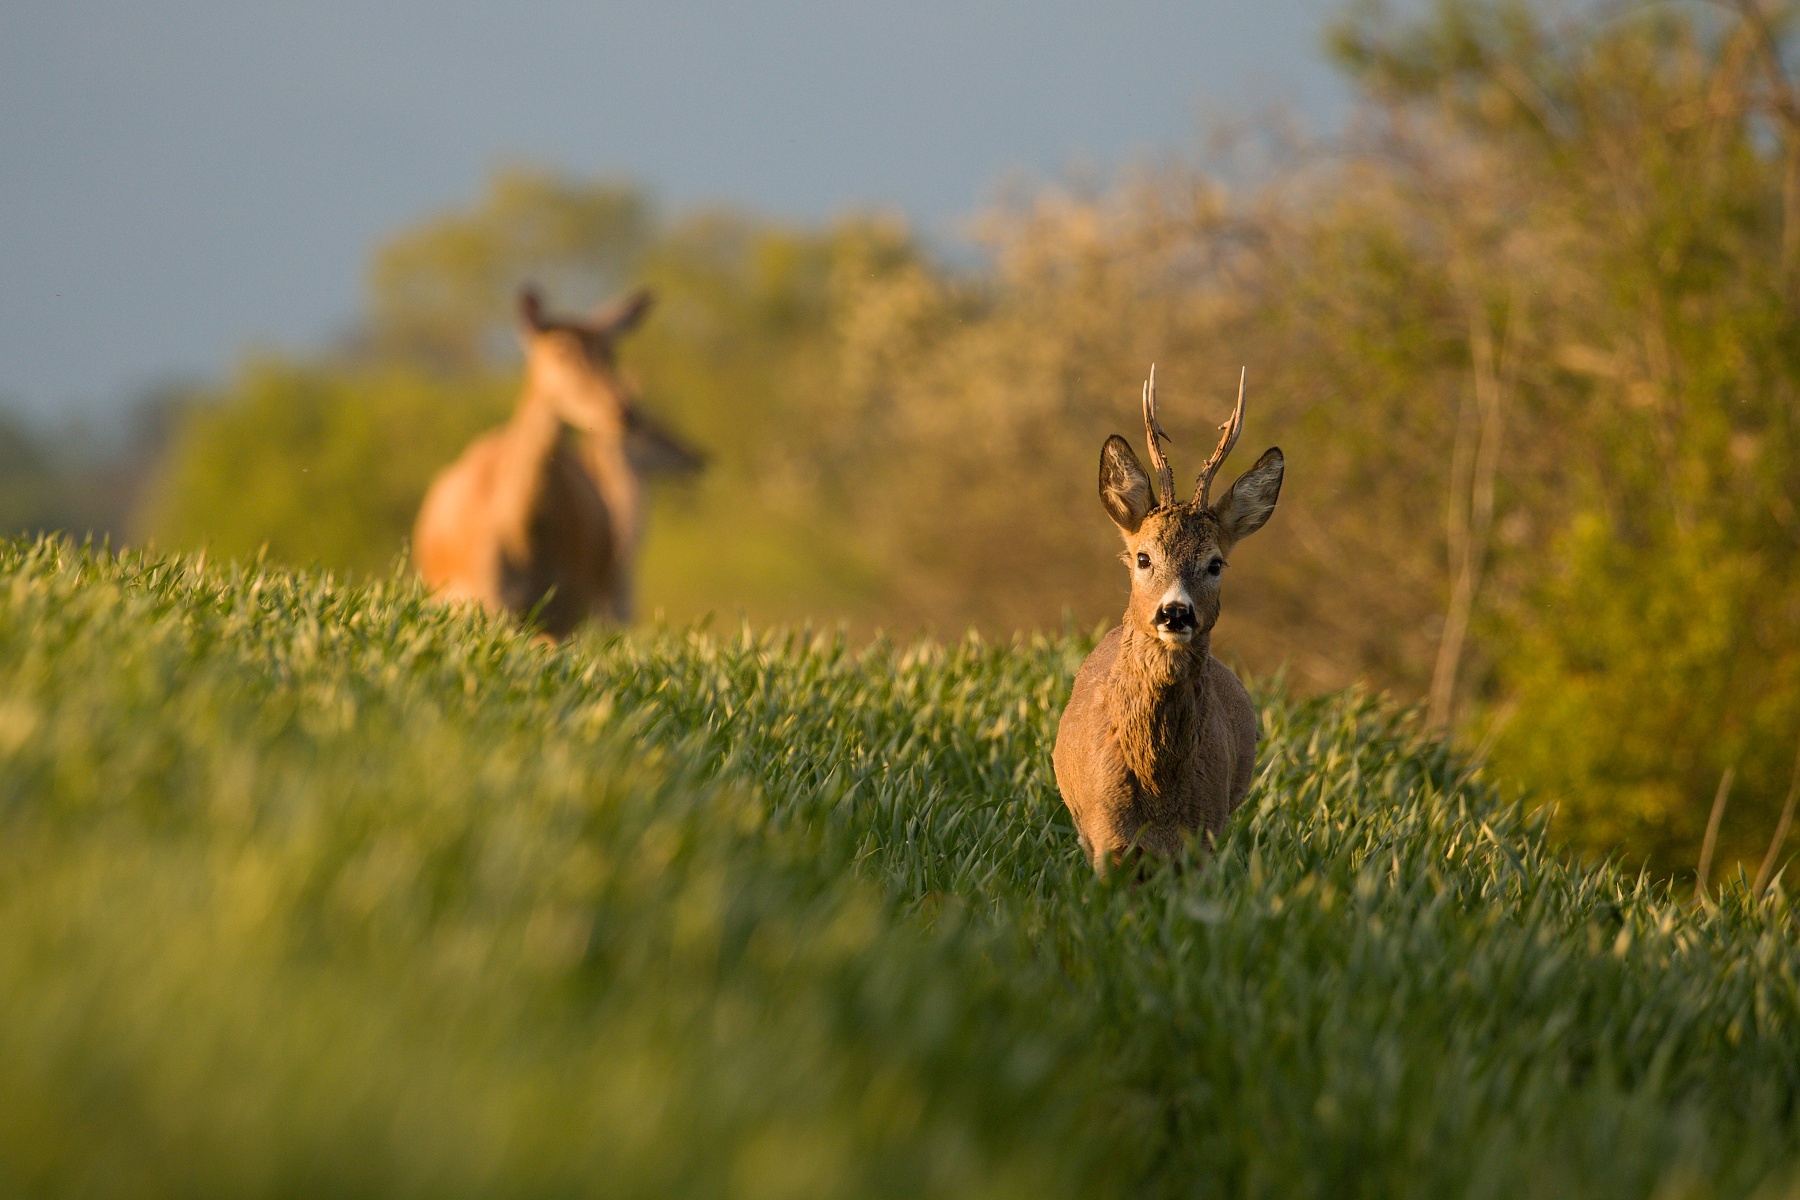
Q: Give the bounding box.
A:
[1156,628,1194,646]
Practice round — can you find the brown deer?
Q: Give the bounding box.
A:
[412,286,704,639]
[1053,366,1284,872]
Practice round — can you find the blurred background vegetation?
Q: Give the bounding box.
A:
[7,0,1799,879]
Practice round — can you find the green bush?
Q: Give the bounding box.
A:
[142,361,513,576]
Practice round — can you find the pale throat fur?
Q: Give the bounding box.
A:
[1111,625,1211,820]
[1109,507,1224,817]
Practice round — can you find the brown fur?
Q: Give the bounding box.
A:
[412,288,702,639]
[1053,388,1284,872]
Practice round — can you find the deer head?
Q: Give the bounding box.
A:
[1097,366,1284,652]
[517,286,704,476]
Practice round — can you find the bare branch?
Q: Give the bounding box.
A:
[1730,0,1800,282]
[1430,281,1518,730]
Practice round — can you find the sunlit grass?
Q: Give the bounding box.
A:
[0,538,1795,1198]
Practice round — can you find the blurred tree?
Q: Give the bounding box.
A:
[0,411,75,537]
[0,395,172,544]
[1331,0,1800,872]
[368,168,652,370]
[143,362,513,575]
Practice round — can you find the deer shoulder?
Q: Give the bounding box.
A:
[1052,366,1283,873]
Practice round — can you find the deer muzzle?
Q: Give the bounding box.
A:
[1152,590,1198,645]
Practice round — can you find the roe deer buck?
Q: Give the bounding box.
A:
[1053,366,1284,872]
[412,286,704,639]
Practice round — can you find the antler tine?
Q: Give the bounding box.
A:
[1141,363,1176,508]
[1195,366,1246,508]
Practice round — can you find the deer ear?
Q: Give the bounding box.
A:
[1099,435,1155,533]
[1214,447,1284,544]
[589,288,654,337]
[518,286,547,333]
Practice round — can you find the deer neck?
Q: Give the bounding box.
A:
[489,385,570,557]
[1110,624,1211,806]
[576,432,641,570]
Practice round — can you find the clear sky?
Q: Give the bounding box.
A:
[0,0,1347,418]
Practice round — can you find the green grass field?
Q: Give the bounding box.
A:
[0,537,1796,1199]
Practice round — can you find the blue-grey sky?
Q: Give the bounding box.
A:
[1,1,1347,418]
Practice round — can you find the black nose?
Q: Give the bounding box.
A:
[1153,602,1196,631]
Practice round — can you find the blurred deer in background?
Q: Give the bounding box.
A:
[1053,367,1284,872]
[412,287,704,638]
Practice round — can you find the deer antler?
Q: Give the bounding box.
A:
[1195,367,1246,508]
[1141,364,1176,508]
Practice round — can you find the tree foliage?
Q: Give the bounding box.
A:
[1329,0,1800,867]
[145,362,513,576]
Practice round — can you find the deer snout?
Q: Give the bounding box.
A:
[1152,585,1198,644]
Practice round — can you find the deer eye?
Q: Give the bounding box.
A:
[1136,552,1151,570]
[1206,557,1224,576]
